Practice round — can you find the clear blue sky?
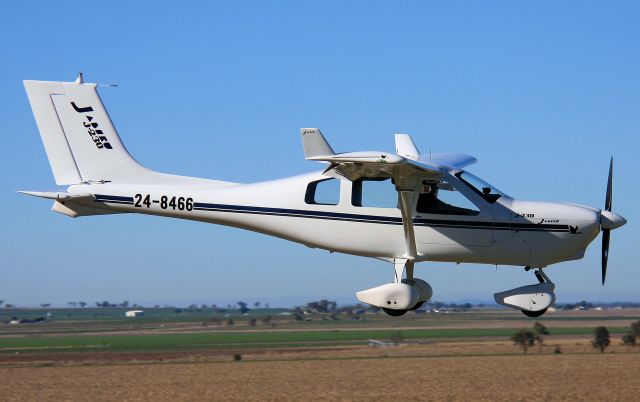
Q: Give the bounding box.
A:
[1,1,638,307]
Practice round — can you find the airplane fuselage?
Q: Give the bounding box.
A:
[65,169,601,269]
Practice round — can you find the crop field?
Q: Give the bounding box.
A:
[2,353,639,402]
[1,326,632,352]
[1,307,639,401]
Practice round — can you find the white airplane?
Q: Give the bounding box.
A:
[21,74,627,317]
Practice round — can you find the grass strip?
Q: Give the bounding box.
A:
[0,326,629,352]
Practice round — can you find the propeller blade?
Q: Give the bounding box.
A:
[605,158,613,212]
[602,229,610,285]
[601,157,614,285]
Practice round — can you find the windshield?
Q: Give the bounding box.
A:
[455,171,508,203]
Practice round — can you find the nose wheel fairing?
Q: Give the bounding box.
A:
[494,269,556,316]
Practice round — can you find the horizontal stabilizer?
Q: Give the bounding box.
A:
[18,191,95,201]
[51,200,127,218]
[19,191,126,218]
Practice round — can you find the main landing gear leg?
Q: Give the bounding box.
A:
[395,258,413,284]
[384,259,413,317]
[402,261,426,311]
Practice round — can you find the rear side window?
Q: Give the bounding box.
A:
[305,178,340,205]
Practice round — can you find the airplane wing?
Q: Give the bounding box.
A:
[321,155,442,182]
[300,128,476,181]
[300,128,477,260]
[394,133,477,170]
[301,129,440,182]
[418,152,477,170]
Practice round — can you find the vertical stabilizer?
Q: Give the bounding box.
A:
[24,77,150,184]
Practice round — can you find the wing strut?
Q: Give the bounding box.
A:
[398,190,417,259]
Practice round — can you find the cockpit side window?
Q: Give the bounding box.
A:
[416,181,479,216]
[455,171,504,204]
[351,177,398,208]
[305,178,340,205]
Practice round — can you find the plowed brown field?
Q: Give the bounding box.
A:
[1,352,638,401]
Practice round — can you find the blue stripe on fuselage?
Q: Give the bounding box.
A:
[92,194,570,233]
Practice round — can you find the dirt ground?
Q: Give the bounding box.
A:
[2,309,638,401]
[1,340,639,402]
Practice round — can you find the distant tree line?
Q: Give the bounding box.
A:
[511,320,640,355]
[0,299,273,310]
[94,301,138,308]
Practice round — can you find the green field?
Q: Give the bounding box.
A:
[1,306,638,357]
[0,326,630,353]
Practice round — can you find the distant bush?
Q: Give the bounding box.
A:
[622,321,639,349]
[592,326,610,353]
[511,329,536,354]
[622,333,636,347]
